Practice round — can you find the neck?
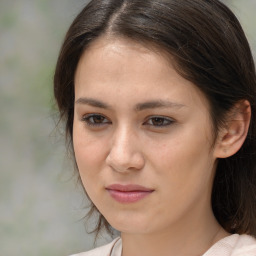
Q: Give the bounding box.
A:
[121,206,229,256]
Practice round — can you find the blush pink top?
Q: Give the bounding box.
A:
[70,234,256,256]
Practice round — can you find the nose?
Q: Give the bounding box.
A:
[106,127,145,173]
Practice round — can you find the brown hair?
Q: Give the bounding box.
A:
[54,0,256,237]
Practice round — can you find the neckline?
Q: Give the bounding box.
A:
[110,234,240,256]
[202,233,239,255]
[109,237,122,256]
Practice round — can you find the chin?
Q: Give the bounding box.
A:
[106,213,154,235]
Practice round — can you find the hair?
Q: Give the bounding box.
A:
[54,0,256,238]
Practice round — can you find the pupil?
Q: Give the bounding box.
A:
[94,116,104,123]
[153,118,163,125]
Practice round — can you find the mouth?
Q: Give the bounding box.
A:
[105,184,154,203]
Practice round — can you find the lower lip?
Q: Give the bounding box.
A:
[107,189,153,203]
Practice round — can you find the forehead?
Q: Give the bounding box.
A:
[76,37,171,75]
[75,35,176,81]
[74,36,210,112]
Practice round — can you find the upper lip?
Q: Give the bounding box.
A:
[106,184,154,192]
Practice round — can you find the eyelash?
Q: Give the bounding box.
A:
[144,116,174,127]
[81,114,111,127]
[81,114,174,128]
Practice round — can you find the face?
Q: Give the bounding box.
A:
[73,37,218,235]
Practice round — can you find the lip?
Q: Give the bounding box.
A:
[106,184,154,203]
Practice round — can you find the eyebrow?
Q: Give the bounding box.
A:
[75,97,111,109]
[75,97,186,111]
[134,100,186,111]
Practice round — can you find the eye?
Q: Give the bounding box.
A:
[81,114,111,127]
[144,116,174,127]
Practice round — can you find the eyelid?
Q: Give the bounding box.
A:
[80,113,174,128]
[81,113,111,127]
[143,115,175,127]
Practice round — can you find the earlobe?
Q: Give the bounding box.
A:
[214,100,251,159]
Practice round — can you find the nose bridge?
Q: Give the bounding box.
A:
[115,124,133,151]
[106,123,144,171]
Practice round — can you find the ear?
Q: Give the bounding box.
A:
[214,100,251,158]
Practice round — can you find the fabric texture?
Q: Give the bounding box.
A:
[69,238,121,256]
[70,234,256,256]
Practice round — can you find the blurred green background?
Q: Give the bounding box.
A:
[0,0,255,255]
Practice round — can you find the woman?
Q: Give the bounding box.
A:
[54,0,256,255]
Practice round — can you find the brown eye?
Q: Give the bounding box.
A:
[144,116,174,127]
[82,114,111,127]
[90,115,105,123]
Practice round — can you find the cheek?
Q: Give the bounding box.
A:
[73,125,107,179]
[149,126,214,191]
[73,131,108,203]
[146,134,215,225]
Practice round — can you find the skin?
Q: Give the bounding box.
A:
[73,37,232,256]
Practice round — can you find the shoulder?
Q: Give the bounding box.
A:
[69,237,121,256]
[233,234,256,256]
[204,234,256,256]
